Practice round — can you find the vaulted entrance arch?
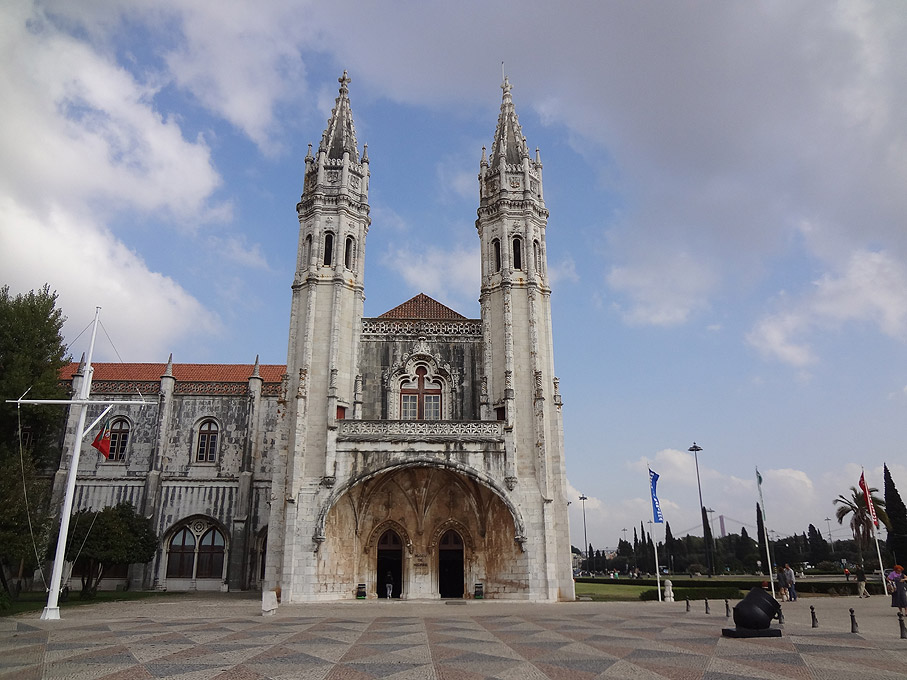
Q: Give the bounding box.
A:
[317,464,529,599]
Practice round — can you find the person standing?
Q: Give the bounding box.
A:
[890,565,907,616]
[783,564,797,601]
[856,566,870,598]
[385,571,394,599]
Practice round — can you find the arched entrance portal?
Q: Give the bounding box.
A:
[438,529,464,598]
[377,530,403,598]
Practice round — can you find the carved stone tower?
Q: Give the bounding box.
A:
[267,71,370,600]
[476,77,574,600]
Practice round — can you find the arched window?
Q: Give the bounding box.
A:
[344,235,355,270]
[533,240,541,273]
[323,232,334,266]
[492,238,501,273]
[196,528,226,579]
[512,236,523,270]
[166,528,196,578]
[195,419,218,463]
[165,523,227,582]
[304,234,313,266]
[108,417,129,461]
[400,366,442,420]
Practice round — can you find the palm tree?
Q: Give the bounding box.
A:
[834,486,889,566]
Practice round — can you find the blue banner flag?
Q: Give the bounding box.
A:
[649,468,664,523]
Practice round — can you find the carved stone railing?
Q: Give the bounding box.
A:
[338,420,504,443]
[361,319,482,338]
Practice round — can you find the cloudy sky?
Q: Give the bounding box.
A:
[3,0,907,556]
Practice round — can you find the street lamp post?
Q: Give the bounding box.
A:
[824,516,835,553]
[689,442,713,576]
[579,494,588,571]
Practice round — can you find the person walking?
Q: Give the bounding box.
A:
[890,565,907,616]
[385,571,394,599]
[777,566,789,602]
[856,565,870,598]
[783,564,797,601]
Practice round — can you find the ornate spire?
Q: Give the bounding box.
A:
[318,70,360,162]
[489,76,530,170]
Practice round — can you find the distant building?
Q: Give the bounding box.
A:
[57,73,574,601]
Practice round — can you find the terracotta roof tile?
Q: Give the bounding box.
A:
[378,293,466,320]
[60,363,286,383]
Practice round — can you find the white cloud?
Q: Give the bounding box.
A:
[381,243,480,312]
[0,3,223,220]
[608,251,716,326]
[0,199,220,361]
[548,255,579,287]
[749,250,907,365]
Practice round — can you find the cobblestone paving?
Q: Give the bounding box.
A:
[2,595,906,679]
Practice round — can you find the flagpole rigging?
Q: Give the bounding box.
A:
[6,308,149,620]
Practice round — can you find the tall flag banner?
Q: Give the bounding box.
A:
[859,471,879,527]
[91,420,111,459]
[756,468,766,519]
[756,467,776,598]
[649,468,664,523]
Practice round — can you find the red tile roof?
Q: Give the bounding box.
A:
[60,363,286,383]
[378,293,466,320]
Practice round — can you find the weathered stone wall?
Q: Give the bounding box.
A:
[358,322,484,421]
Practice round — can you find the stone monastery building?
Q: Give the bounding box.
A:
[58,73,575,602]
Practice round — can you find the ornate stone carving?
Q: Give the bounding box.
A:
[338,420,504,443]
[505,476,517,490]
[361,319,482,337]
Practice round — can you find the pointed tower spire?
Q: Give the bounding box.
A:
[319,70,360,162]
[489,76,530,170]
[163,353,173,377]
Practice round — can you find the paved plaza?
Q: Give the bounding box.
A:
[2,593,906,679]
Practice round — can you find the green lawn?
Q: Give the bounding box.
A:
[573,581,653,602]
[1,590,182,617]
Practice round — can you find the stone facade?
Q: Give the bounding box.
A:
[54,72,574,602]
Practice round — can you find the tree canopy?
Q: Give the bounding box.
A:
[884,465,907,565]
[48,502,158,597]
[0,285,69,597]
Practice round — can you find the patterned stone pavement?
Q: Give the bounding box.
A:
[2,594,906,679]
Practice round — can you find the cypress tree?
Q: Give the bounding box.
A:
[884,464,907,564]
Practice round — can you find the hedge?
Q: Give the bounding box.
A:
[639,587,742,601]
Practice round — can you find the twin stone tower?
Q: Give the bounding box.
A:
[267,72,574,602]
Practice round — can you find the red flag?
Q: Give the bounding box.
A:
[859,472,879,527]
[91,420,111,459]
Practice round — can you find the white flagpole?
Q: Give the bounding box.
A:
[756,468,776,599]
[41,307,101,620]
[6,309,150,620]
[650,521,662,602]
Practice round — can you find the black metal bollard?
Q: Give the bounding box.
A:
[725,599,730,618]
[686,597,690,612]
[850,608,858,634]
[899,613,907,639]
[705,599,710,614]
[810,605,818,628]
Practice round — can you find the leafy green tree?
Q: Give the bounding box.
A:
[834,485,889,566]
[0,286,69,598]
[884,465,907,564]
[48,503,158,597]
